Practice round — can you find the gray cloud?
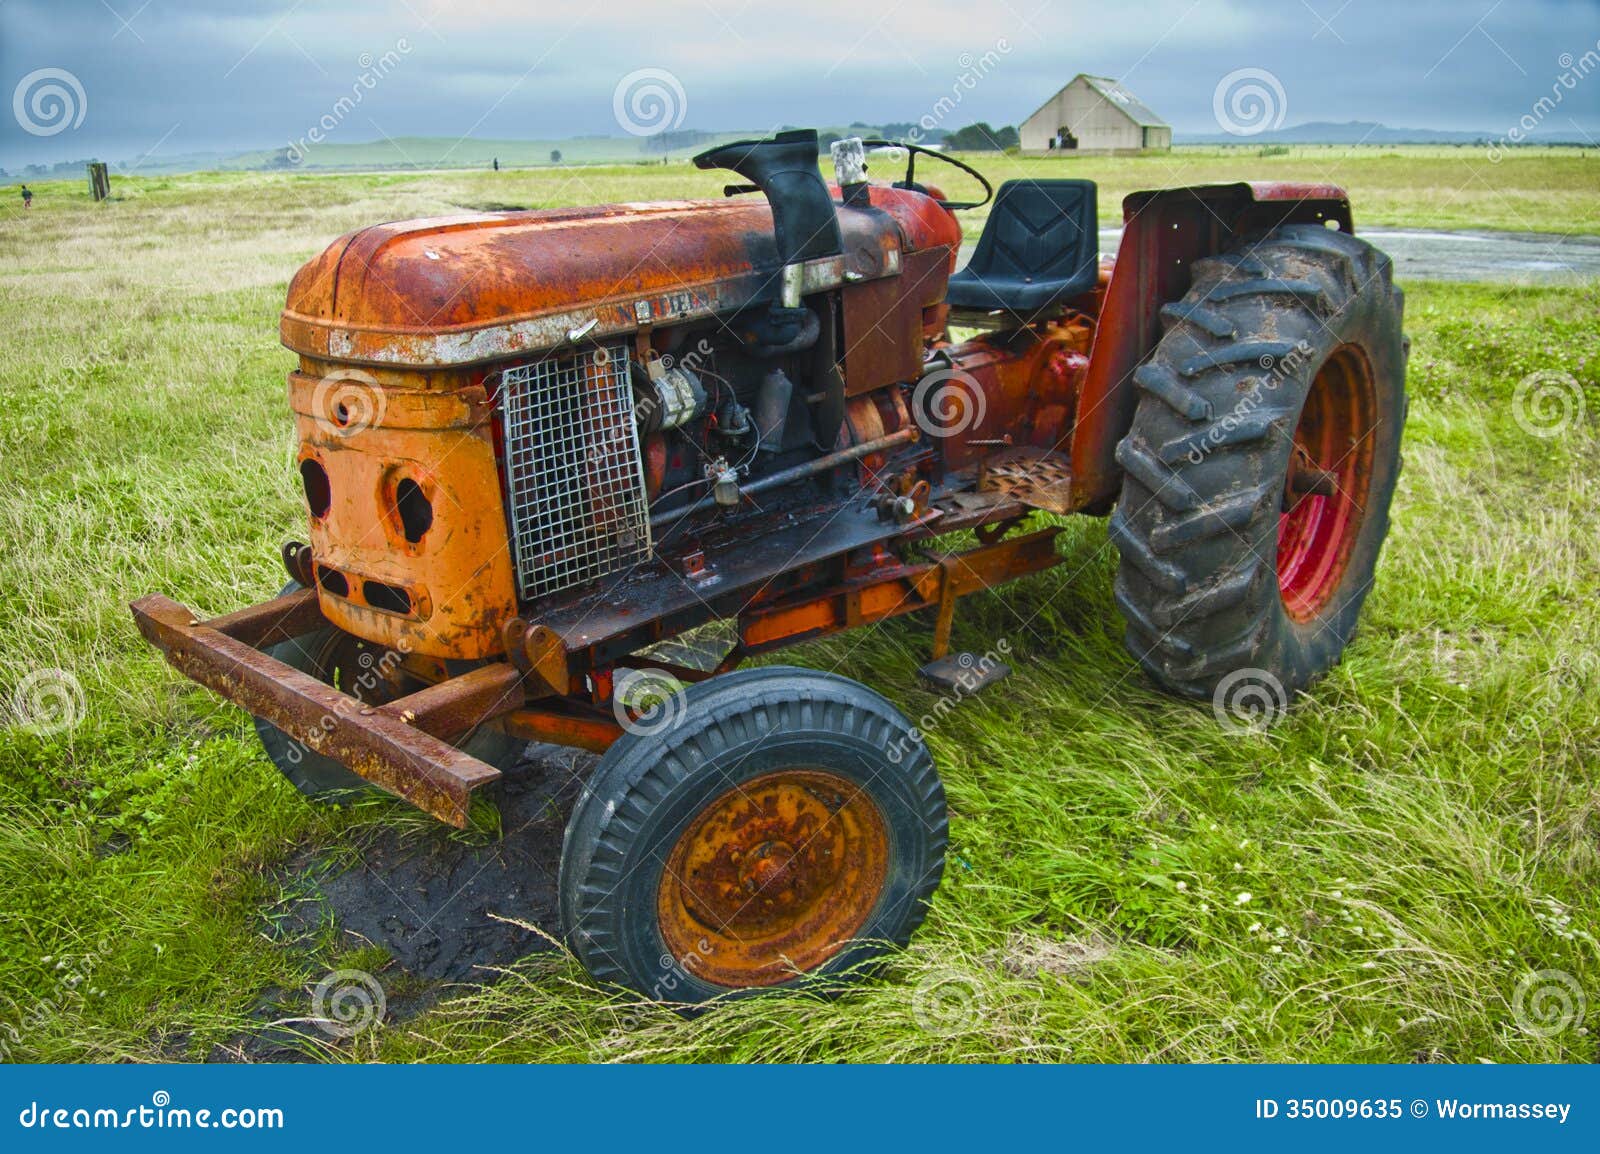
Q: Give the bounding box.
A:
[2,0,1596,167]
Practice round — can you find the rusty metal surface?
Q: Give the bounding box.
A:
[289,371,517,660]
[653,426,920,527]
[928,323,1091,476]
[546,497,900,659]
[978,448,1075,515]
[738,526,1064,653]
[500,707,621,753]
[130,593,502,828]
[376,662,525,743]
[842,247,951,395]
[656,769,889,988]
[1070,181,1351,509]
[282,190,951,369]
[502,619,573,697]
[200,587,325,649]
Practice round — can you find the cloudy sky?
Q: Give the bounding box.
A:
[2,0,1596,167]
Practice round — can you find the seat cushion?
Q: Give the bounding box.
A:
[946,179,1098,317]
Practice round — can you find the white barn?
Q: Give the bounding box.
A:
[1020,74,1171,154]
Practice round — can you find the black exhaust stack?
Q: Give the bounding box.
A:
[694,129,843,271]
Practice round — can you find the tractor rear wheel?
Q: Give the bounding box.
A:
[559,666,946,1003]
[1109,223,1406,706]
[254,581,524,799]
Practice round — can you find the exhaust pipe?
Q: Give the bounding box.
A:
[694,129,843,278]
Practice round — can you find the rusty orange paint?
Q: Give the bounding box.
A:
[500,707,622,753]
[929,321,1091,475]
[280,190,949,370]
[656,769,890,988]
[739,528,1065,653]
[132,167,1371,834]
[289,370,516,660]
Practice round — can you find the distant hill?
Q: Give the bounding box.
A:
[3,124,958,179]
[1176,120,1591,145]
[10,121,1590,180]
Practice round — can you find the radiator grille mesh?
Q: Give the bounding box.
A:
[499,344,652,599]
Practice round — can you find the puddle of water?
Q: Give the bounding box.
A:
[959,228,1598,284]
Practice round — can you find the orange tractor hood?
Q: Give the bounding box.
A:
[280,191,957,369]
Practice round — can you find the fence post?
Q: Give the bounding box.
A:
[87,162,110,202]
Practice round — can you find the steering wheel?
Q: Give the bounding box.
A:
[857,139,994,211]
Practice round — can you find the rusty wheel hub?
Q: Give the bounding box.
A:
[657,769,890,988]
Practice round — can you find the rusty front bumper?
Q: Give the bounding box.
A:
[130,589,526,827]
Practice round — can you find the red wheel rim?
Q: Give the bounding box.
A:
[1277,345,1377,622]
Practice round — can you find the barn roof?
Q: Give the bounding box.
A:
[1024,73,1169,129]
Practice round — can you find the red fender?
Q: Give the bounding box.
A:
[1070,182,1353,510]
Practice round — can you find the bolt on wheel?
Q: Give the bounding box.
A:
[559,666,947,1004]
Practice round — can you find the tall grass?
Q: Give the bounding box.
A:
[0,165,1595,1062]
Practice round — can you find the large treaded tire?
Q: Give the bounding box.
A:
[254,582,524,799]
[559,666,947,1004]
[1110,224,1407,701]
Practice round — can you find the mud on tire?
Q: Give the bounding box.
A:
[1109,223,1407,702]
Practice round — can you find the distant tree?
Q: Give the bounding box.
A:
[817,131,843,153]
[550,149,562,163]
[849,120,871,129]
[944,122,1018,151]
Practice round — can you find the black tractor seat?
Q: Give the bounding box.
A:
[945,179,1099,322]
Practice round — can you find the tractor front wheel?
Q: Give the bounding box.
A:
[253,581,524,799]
[558,666,947,1003]
[1109,223,1407,705]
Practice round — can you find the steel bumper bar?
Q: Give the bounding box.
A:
[130,590,523,827]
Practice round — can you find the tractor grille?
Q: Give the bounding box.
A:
[499,344,652,600]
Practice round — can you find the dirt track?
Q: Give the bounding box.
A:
[287,746,593,983]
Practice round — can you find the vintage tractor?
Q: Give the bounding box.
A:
[132,130,1405,1003]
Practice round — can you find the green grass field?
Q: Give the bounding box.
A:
[1,150,1597,1062]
